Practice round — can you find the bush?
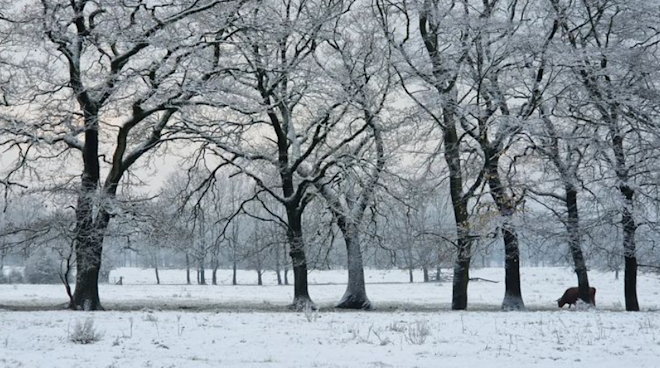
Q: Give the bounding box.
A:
[24,251,62,284]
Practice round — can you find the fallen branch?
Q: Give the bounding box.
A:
[469,277,499,283]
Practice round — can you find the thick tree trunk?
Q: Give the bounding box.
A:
[565,187,592,305]
[70,236,104,311]
[257,269,263,285]
[622,187,639,311]
[484,154,525,311]
[284,267,289,285]
[69,110,107,311]
[423,267,429,282]
[611,126,639,311]
[287,209,313,310]
[446,126,472,310]
[336,222,371,310]
[453,252,470,310]
[501,224,524,310]
[419,5,474,311]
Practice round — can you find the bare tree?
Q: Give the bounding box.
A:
[0,0,244,310]
[178,0,373,310]
[525,100,596,305]
[549,0,660,311]
[376,0,489,310]
[313,5,395,309]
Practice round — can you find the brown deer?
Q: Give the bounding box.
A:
[557,287,596,308]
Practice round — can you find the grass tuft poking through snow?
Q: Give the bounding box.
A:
[404,319,430,345]
[68,318,103,344]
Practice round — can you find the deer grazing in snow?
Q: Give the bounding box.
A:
[557,287,596,308]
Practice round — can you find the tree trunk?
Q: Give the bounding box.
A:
[212,258,218,286]
[336,221,371,310]
[154,263,160,285]
[484,154,525,311]
[275,247,283,285]
[406,244,414,283]
[284,267,289,285]
[423,267,429,282]
[436,266,441,282]
[419,4,474,311]
[622,186,639,311]
[60,256,74,305]
[185,253,191,285]
[565,187,592,305]
[287,208,313,310]
[70,237,104,311]
[69,110,106,311]
[439,106,473,310]
[232,258,237,285]
[257,269,263,286]
[501,224,524,310]
[448,159,472,310]
[453,248,470,310]
[611,126,639,311]
[199,265,206,285]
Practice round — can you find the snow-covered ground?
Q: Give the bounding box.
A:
[1,267,659,367]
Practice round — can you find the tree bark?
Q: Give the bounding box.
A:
[484,153,525,311]
[418,0,474,311]
[621,185,639,311]
[212,253,218,285]
[501,224,524,310]
[612,125,639,311]
[154,263,160,285]
[199,265,206,285]
[70,236,104,310]
[232,257,237,285]
[336,221,371,309]
[565,187,592,305]
[212,263,218,285]
[286,209,313,310]
[185,253,191,285]
[445,111,472,311]
[275,247,283,285]
[70,111,106,311]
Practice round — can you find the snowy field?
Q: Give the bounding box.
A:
[1,267,660,367]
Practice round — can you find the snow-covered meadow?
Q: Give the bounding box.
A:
[1,267,660,367]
